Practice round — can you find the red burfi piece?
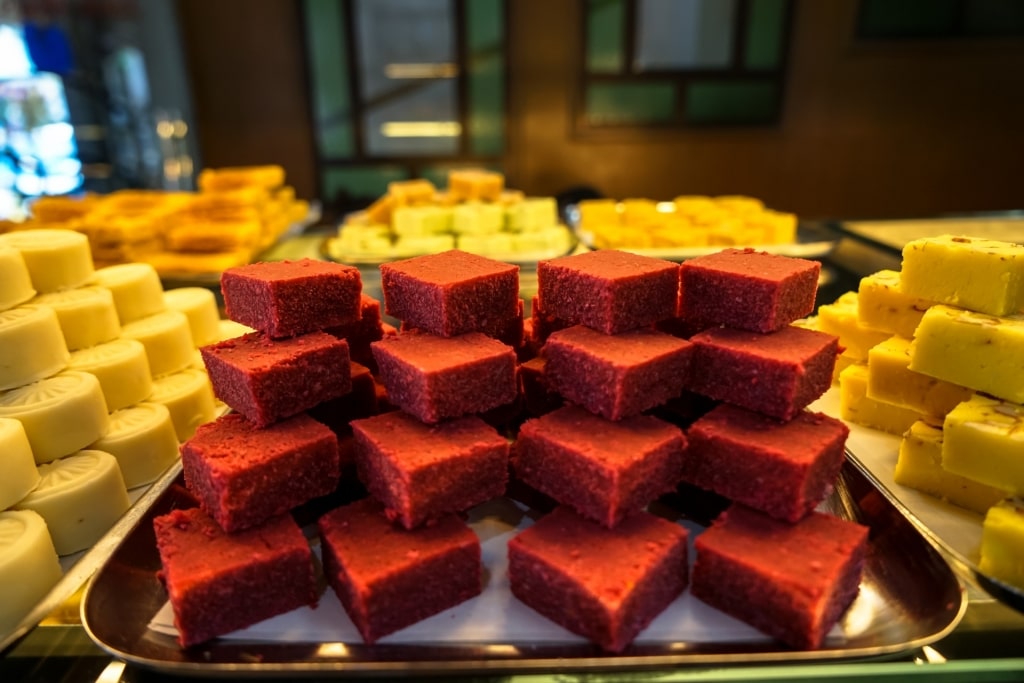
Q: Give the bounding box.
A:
[507,505,688,652]
[371,330,517,424]
[400,297,524,348]
[154,507,317,647]
[380,249,519,337]
[221,258,362,338]
[544,325,693,420]
[308,361,379,435]
[181,412,340,532]
[683,405,848,522]
[201,330,352,426]
[692,504,868,650]
[688,325,838,421]
[529,294,571,345]
[537,250,679,334]
[514,405,686,527]
[351,411,510,529]
[325,294,385,369]
[519,356,564,417]
[318,497,482,643]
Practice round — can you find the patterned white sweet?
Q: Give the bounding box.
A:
[0,229,94,293]
[91,403,179,488]
[0,418,40,510]
[33,286,121,351]
[67,339,153,412]
[15,450,130,555]
[120,311,194,378]
[162,287,220,347]
[0,510,62,634]
[0,305,70,391]
[0,246,35,311]
[0,371,110,464]
[147,368,217,441]
[93,263,165,324]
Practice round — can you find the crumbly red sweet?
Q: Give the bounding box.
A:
[351,411,510,529]
[371,330,517,424]
[537,250,679,334]
[308,361,379,436]
[380,249,520,337]
[181,412,340,532]
[221,258,362,338]
[691,504,868,650]
[543,325,693,420]
[154,506,317,647]
[682,405,848,522]
[687,325,838,421]
[507,505,689,652]
[529,294,571,345]
[201,330,352,426]
[400,297,524,349]
[318,497,482,643]
[324,294,385,369]
[514,405,686,527]
[518,356,564,417]
[679,249,820,333]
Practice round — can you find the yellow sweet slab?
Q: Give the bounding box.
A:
[867,336,972,417]
[901,234,1024,316]
[979,498,1024,590]
[857,269,935,339]
[817,292,890,360]
[838,364,923,436]
[909,305,1024,404]
[943,394,1024,495]
[895,418,1008,515]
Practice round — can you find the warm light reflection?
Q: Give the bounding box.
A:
[385,62,458,79]
[316,642,350,657]
[656,201,676,212]
[381,121,462,138]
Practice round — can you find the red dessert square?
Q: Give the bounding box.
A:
[514,405,686,527]
[400,297,524,348]
[182,412,340,532]
[543,325,693,420]
[537,250,679,334]
[371,330,517,424]
[683,405,849,522]
[221,258,362,338]
[201,330,352,427]
[529,294,571,345]
[688,325,838,421]
[380,249,519,337]
[154,507,317,647]
[691,504,868,650]
[507,505,689,652]
[324,294,385,369]
[519,356,564,417]
[351,411,510,529]
[318,497,482,643]
[308,361,379,436]
[679,249,820,333]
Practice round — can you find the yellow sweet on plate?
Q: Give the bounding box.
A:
[856,269,936,339]
[895,418,1008,515]
[817,292,891,360]
[979,498,1024,590]
[838,363,923,436]
[909,304,1024,404]
[900,234,1024,317]
[867,335,972,418]
[942,393,1024,496]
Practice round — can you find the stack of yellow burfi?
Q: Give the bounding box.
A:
[332,169,572,261]
[576,194,797,250]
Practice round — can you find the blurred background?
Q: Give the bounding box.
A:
[1,0,1022,224]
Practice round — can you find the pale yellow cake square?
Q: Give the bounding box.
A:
[942,394,1024,496]
[867,335,972,417]
[980,499,1024,590]
[856,269,936,339]
[838,364,923,436]
[817,292,891,360]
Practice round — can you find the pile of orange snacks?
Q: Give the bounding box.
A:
[331,168,572,261]
[5,166,309,276]
[575,195,797,250]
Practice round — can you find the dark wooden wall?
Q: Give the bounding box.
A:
[177,0,1024,220]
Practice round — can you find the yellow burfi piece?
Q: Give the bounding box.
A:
[979,499,1024,589]
[387,178,437,205]
[452,202,503,235]
[909,305,1024,404]
[817,292,891,360]
[900,234,1024,317]
[867,336,972,417]
[895,419,1008,514]
[506,197,558,233]
[833,350,859,383]
[714,195,765,215]
[365,195,395,226]
[448,169,503,201]
[392,205,452,236]
[673,195,717,216]
[857,270,936,339]
[838,364,923,436]
[577,198,620,227]
[943,394,1024,495]
[392,233,456,257]
[620,199,659,227]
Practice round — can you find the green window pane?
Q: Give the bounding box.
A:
[321,166,408,203]
[964,0,1024,36]
[304,0,354,158]
[586,82,676,124]
[857,0,959,39]
[745,0,786,69]
[587,0,626,73]
[685,81,778,124]
[466,0,505,156]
